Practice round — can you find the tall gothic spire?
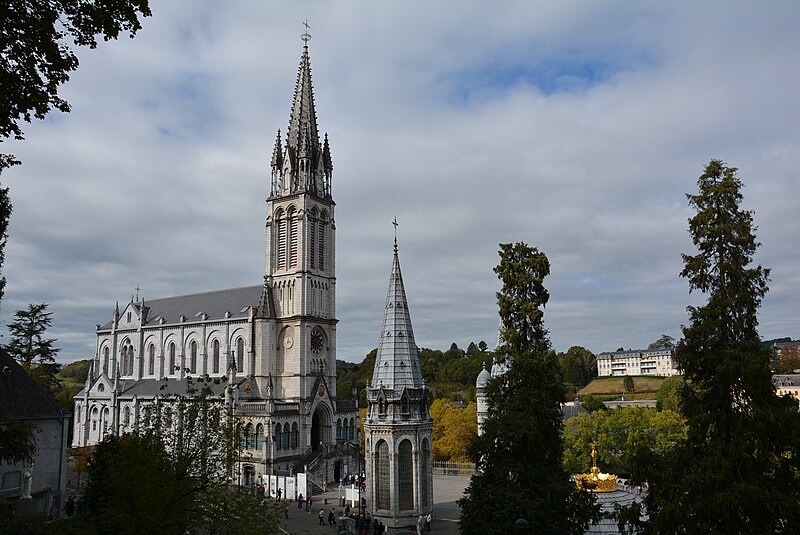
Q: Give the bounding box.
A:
[371,236,424,390]
[273,35,333,198]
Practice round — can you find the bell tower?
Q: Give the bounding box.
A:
[258,32,337,404]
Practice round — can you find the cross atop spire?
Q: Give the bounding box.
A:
[392,217,398,253]
[301,19,312,46]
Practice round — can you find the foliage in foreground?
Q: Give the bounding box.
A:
[563,406,687,477]
[74,379,281,534]
[459,243,598,535]
[629,160,800,533]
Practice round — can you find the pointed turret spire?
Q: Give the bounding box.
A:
[85,360,95,387]
[371,232,424,390]
[286,41,319,164]
[270,129,283,195]
[276,33,331,199]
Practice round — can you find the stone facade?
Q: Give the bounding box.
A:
[364,240,433,529]
[1,350,70,519]
[596,348,678,377]
[72,38,357,486]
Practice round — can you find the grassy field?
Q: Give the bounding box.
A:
[578,376,665,396]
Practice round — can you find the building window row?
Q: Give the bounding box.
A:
[336,417,357,440]
[274,422,300,451]
[102,335,247,378]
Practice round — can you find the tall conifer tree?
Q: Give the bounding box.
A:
[459,243,597,534]
[638,160,800,533]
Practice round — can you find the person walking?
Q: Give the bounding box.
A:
[319,509,325,525]
[328,509,336,526]
[298,493,304,510]
[426,512,432,531]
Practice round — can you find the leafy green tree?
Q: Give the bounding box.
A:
[5,303,61,393]
[654,375,686,413]
[459,243,598,534]
[776,345,800,374]
[430,399,477,462]
[623,376,635,394]
[563,407,687,477]
[636,160,800,533]
[81,378,281,534]
[580,394,607,413]
[647,334,675,350]
[0,0,151,156]
[560,346,596,389]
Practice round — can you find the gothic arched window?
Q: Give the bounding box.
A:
[376,440,390,510]
[282,422,290,450]
[276,209,287,270]
[169,342,176,373]
[291,422,299,449]
[398,439,414,510]
[190,340,197,373]
[121,341,133,376]
[349,417,355,440]
[336,418,342,440]
[275,423,282,451]
[236,337,244,373]
[421,438,431,508]
[256,424,264,450]
[212,339,220,374]
[103,347,109,374]
[123,406,131,427]
[309,208,318,269]
[287,208,298,268]
[318,212,327,271]
[148,344,155,376]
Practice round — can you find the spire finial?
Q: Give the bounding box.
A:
[392,217,398,253]
[301,19,311,46]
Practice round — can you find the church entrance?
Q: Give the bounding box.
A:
[311,410,321,451]
[334,460,342,483]
[311,405,331,451]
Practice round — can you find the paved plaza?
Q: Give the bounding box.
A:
[277,475,469,535]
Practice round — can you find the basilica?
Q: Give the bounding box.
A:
[72,37,359,485]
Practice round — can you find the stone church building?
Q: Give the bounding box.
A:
[364,238,434,529]
[72,37,359,486]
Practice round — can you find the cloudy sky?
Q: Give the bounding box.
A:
[3,2,799,365]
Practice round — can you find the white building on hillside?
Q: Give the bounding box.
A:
[596,349,678,377]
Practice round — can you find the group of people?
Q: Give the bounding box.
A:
[296,493,314,512]
[319,508,387,535]
[340,471,366,491]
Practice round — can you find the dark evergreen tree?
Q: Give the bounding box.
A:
[635,160,800,533]
[459,243,597,534]
[5,303,61,393]
[0,182,9,307]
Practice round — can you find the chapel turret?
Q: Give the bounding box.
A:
[364,233,433,529]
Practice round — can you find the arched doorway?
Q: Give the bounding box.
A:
[310,405,330,451]
[334,460,342,483]
[311,410,321,451]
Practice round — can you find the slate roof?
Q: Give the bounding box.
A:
[371,241,424,391]
[98,285,262,330]
[0,349,65,420]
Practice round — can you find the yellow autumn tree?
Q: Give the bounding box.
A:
[430,399,478,462]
